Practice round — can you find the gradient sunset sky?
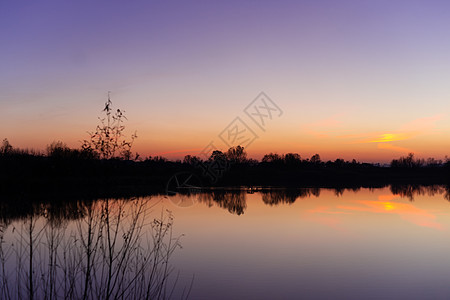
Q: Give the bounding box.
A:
[2,0,450,162]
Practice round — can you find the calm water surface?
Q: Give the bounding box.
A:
[2,186,450,299]
[165,187,450,299]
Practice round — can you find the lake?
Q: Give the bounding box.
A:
[1,185,450,299]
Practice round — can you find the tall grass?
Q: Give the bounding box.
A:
[0,198,190,300]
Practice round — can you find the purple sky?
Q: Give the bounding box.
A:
[2,0,450,161]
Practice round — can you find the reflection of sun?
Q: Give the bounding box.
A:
[383,202,395,211]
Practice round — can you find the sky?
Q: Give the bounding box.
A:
[2,0,450,162]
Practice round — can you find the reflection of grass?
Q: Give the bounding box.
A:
[0,198,191,300]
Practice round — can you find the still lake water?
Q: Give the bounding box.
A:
[166,186,450,299]
[2,186,450,299]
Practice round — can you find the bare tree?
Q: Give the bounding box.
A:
[82,93,137,159]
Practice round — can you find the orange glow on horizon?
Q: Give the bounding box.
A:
[377,143,414,154]
[4,111,449,163]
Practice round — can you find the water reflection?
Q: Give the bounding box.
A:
[190,185,450,215]
[337,196,442,230]
[0,198,89,227]
[2,185,450,223]
[166,186,450,299]
[261,188,321,205]
[198,190,247,215]
[390,184,448,201]
[2,185,450,299]
[0,198,187,300]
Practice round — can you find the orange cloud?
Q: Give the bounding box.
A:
[299,113,446,158]
[351,114,444,144]
[364,133,411,143]
[352,132,418,144]
[377,143,414,153]
[345,114,446,155]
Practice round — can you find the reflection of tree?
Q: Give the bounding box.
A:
[443,186,450,202]
[261,188,321,206]
[0,198,184,299]
[390,184,445,201]
[41,200,89,227]
[0,196,143,228]
[198,191,247,215]
[310,188,321,197]
[347,186,361,193]
[334,188,344,197]
[0,200,85,228]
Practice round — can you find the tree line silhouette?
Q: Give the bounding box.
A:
[2,136,450,197]
[1,96,450,198]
